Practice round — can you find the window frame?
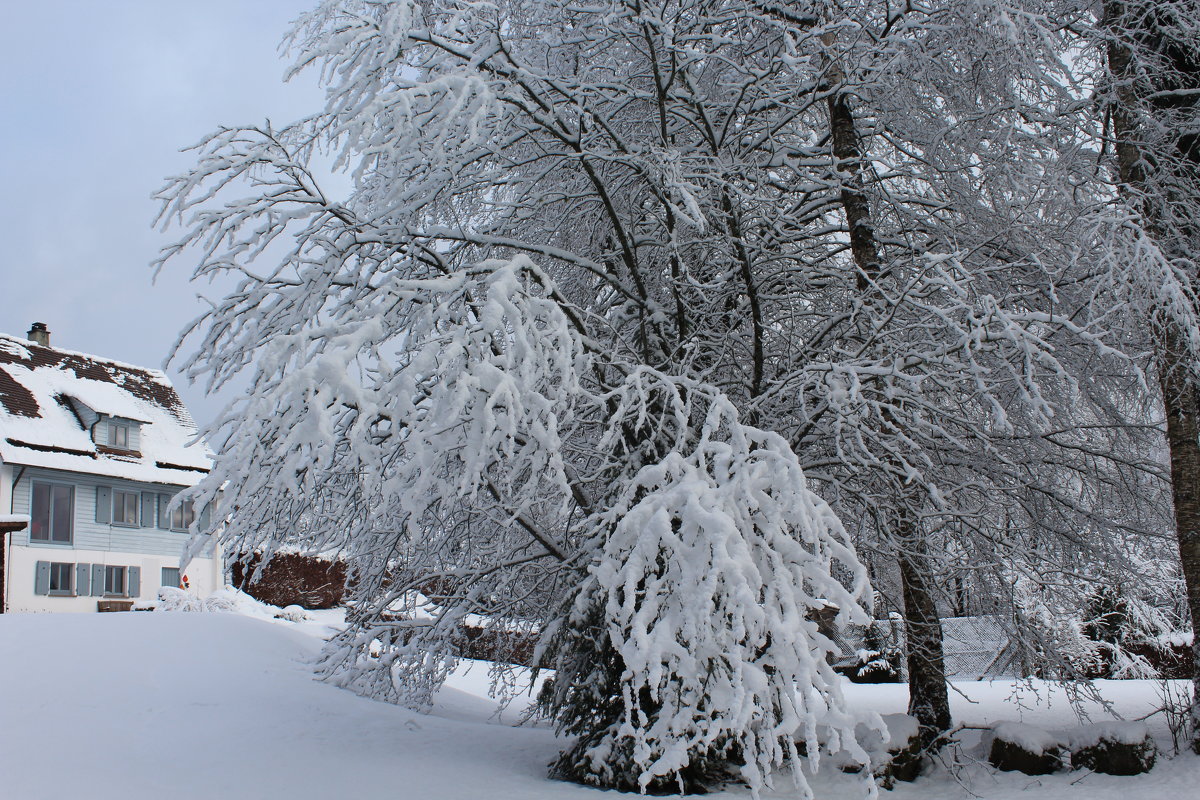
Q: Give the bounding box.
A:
[169,499,195,532]
[111,489,139,527]
[104,565,127,597]
[110,420,130,449]
[47,562,74,596]
[29,481,74,545]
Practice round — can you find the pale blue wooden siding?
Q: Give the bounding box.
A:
[9,466,216,558]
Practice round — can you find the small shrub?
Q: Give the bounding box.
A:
[837,621,903,684]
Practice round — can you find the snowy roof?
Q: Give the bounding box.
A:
[0,513,30,533]
[0,333,210,486]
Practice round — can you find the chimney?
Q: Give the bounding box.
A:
[27,322,50,348]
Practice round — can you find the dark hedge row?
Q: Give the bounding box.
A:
[231,552,347,609]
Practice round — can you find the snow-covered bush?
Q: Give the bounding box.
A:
[540,377,871,793]
[156,587,207,612]
[844,623,903,684]
[822,713,921,787]
[156,587,239,614]
[276,605,310,623]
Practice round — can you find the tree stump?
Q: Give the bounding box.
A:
[987,722,1063,775]
[1069,723,1157,776]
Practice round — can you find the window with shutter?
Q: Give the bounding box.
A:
[111,490,138,526]
[75,563,91,596]
[104,565,127,597]
[95,486,111,525]
[34,561,50,595]
[47,562,73,595]
[140,493,156,528]
[157,494,171,529]
[170,500,196,531]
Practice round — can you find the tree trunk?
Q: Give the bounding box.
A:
[825,56,952,743]
[1159,327,1200,752]
[897,513,953,745]
[1105,0,1200,752]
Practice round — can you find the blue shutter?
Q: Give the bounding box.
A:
[157,494,170,529]
[75,563,90,596]
[91,564,105,596]
[95,486,111,524]
[34,561,50,595]
[140,493,155,528]
[127,566,141,598]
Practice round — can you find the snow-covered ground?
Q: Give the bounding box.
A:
[0,609,1195,800]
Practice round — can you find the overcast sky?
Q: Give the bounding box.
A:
[0,0,327,426]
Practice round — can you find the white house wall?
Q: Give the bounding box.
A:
[5,545,221,613]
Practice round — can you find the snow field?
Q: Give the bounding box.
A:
[0,611,1196,800]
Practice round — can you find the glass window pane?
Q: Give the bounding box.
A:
[113,491,138,525]
[49,562,72,593]
[31,484,51,541]
[171,500,195,530]
[51,485,72,543]
[105,566,125,595]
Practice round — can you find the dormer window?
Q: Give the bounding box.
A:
[98,417,141,454]
[111,420,130,449]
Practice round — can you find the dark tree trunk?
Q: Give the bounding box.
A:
[826,66,952,743]
[1105,0,1200,752]
[897,514,953,745]
[1159,327,1200,752]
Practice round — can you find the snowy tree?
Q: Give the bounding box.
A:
[156,1,876,793]
[156,0,1187,784]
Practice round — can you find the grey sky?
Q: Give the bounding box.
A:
[0,0,325,426]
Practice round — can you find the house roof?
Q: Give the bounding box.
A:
[0,333,211,486]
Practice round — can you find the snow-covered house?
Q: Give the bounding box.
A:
[0,324,221,612]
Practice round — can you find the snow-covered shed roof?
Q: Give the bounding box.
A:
[0,332,211,486]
